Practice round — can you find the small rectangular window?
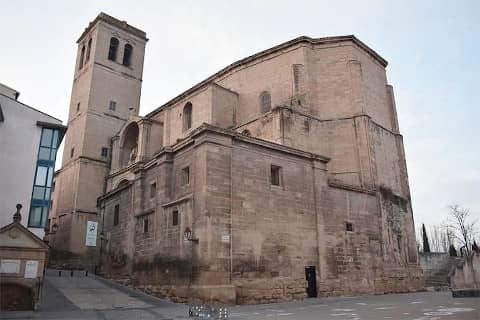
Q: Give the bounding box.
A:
[172,210,178,226]
[143,218,149,233]
[113,204,119,226]
[270,165,282,186]
[181,167,190,186]
[109,100,116,111]
[70,148,74,158]
[150,182,156,198]
[101,147,108,157]
[346,222,353,232]
[77,102,80,112]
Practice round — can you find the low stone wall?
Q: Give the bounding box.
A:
[135,284,236,304]
[451,252,480,292]
[419,252,461,287]
[234,277,306,304]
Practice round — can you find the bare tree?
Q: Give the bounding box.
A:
[446,204,478,256]
[428,224,451,252]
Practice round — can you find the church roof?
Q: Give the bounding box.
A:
[146,35,387,118]
[77,12,148,43]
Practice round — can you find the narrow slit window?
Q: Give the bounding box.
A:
[346,222,353,232]
[101,147,108,157]
[143,218,149,233]
[150,182,156,198]
[172,210,179,226]
[259,91,271,113]
[181,167,190,186]
[183,102,192,131]
[270,165,281,186]
[109,100,116,111]
[113,204,119,226]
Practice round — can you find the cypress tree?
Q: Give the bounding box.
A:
[422,223,431,253]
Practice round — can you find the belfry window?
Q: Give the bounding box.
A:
[259,91,271,113]
[85,38,92,62]
[79,45,86,70]
[123,44,133,66]
[183,102,192,131]
[108,37,119,61]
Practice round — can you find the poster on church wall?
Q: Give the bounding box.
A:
[85,221,98,247]
[24,260,38,278]
[0,259,20,273]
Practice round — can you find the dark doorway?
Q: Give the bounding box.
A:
[305,266,317,298]
[0,283,34,310]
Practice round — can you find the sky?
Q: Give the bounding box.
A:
[1,0,479,231]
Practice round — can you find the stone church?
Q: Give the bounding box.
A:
[48,12,423,303]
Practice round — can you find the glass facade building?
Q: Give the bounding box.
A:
[28,127,59,228]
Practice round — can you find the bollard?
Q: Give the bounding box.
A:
[86,270,88,277]
[59,270,62,277]
[71,270,74,277]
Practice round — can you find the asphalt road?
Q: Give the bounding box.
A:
[0,271,478,319]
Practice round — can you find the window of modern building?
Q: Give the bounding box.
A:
[259,91,271,113]
[346,222,353,232]
[172,210,179,226]
[79,45,86,70]
[150,182,156,198]
[183,102,192,131]
[108,37,119,61]
[113,204,119,226]
[181,167,190,186]
[0,104,4,122]
[109,100,116,112]
[270,165,282,186]
[85,38,92,62]
[123,44,133,66]
[28,127,59,228]
[143,218,149,233]
[101,147,108,157]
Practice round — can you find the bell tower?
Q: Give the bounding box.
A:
[50,13,147,256]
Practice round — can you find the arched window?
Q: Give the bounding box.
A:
[122,44,133,66]
[85,38,92,62]
[79,45,86,70]
[259,91,271,113]
[108,37,119,61]
[183,102,192,131]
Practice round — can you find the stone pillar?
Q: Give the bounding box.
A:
[111,135,120,173]
[137,119,152,162]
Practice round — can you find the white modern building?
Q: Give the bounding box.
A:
[0,83,66,238]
